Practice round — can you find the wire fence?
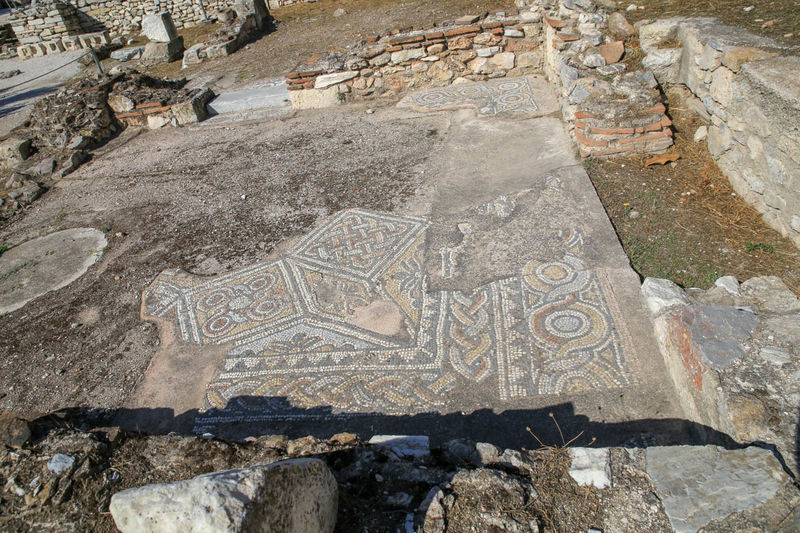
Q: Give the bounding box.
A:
[0,51,89,94]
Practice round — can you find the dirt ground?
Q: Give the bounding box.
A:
[0,105,446,415]
[621,0,800,47]
[145,0,516,85]
[585,85,800,293]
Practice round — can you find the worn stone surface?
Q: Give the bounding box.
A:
[172,88,215,125]
[207,78,289,115]
[233,0,270,30]
[680,305,759,369]
[110,46,144,62]
[289,85,342,110]
[0,137,32,168]
[314,71,358,89]
[641,277,689,316]
[646,445,788,533]
[368,435,430,459]
[569,447,611,488]
[597,41,624,64]
[0,412,32,449]
[110,458,337,533]
[0,228,107,315]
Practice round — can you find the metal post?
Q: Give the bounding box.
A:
[198,0,207,22]
[87,44,103,76]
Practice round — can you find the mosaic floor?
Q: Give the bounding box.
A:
[397,77,541,116]
[143,200,638,428]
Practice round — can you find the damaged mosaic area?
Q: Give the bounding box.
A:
[143,198,637,427]
[398,77,540,116]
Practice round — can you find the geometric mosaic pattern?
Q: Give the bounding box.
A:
[398,77,539,116]
[143,208,636,429]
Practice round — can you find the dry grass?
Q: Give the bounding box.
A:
[520,418,602,533]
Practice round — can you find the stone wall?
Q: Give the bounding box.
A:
[284,10,544,106]
[541,1,674,156]
[639,18,800,246]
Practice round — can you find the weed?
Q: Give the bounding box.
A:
[336,91,346,102]
[53,207,67,223]
[0,243,9,256]
[746,242,775,254]
[0,260,36,282]
[101,225,112,233]
[235,69,251,84]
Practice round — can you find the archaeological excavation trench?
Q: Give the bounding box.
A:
[1,0,799,530]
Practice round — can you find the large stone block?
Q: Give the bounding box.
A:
[314,71,357,89]
[142,12,178,43]
[233,0,270,31]
[140,36,184,65]
[0,137,33,169]
[390,48,425,64]
[110,458,338,533]
[172,88,215,125]
[290,86,342,110]
[646,446,789,533]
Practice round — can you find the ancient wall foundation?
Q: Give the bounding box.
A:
[284,11,544,104]
[639,18,800,246]
[8,0,318,59]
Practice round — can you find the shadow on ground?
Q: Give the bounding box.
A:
[37,396,745,452]
[0,85,60,118]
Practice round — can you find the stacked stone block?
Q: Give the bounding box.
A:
[541,0,674,156]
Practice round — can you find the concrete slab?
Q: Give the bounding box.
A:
[0,228,107,315]
[206,78,290,115]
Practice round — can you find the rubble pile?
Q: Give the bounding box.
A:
[539,0,675,156]
[106,74,213,129]
[0,72,213,217]
[27,77,117,157]
[0,416,797,532]
[182,0,272,68]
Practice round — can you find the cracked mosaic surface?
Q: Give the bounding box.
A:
[398,77,540,116]
[143,205,637,428]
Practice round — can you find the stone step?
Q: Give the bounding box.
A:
[206,79,290,115]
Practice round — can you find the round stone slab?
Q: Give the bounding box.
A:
[0,228,107,315]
